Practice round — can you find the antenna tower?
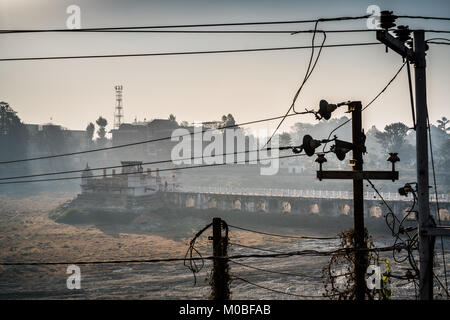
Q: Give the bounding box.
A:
[114,85,124,129]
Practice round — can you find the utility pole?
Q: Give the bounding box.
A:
[375,12,446,298]
[211,217,230,300]
[315,101,399,300]
[351,102,367,301]
[413,30,434,300]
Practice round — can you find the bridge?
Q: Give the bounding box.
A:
[164,186,450,220]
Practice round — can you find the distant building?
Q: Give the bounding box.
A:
[80,161,178,197]
[24,123,87,157]
[110,119,180,160]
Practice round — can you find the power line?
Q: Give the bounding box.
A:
[0,15,371,34]
[0,245,404,266]
[263,20,326,147]
[0,29,371,35]
[0,144,303,181]
[1,14,448,34]
[321,60,407,151]
[396,15,450,21]
[0,112,304,165]
[1,28,449,35]
[0,153,307,185]
[426,37,450,43]
[0,42,381,62]
[229,259,323,279]
[229,242,294,254]
[228,224,339,240]
[232,275,332,298]
[427,41,450,45]
[0,29,370,35]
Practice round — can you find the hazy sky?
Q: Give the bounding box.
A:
[0,0,449,136]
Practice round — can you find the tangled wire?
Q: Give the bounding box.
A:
[184,219,231,299]
[183,222,213,285]
[323,228,370,299]
[382,185,421,296]
[323,228,396,300]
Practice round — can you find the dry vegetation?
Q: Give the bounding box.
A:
[0,192,290,299]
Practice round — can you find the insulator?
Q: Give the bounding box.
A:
[406,38,413,49]
[393,25,411,43]
[379,10,397,30]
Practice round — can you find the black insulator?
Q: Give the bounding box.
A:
[379,10,397,30]
[394,25,412,43]
[406,39,413,49]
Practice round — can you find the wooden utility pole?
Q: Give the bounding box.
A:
[375,27,450,300]
[317,101,399,300]
[413,30,434,299]
[211,217,229,300]
[351,102,367,301]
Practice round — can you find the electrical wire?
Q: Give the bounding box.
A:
[0,15,372,34]
[365,178,421,294]
[426,37,450,43]
[2,28,449,35]
[396,15,450,21]
[427,41,450,45]
[406,60,416,130]
[0,144,304,181]
[1,14,448,35]
[0,153,308,185]
[232,275,333,298]
[321,61,407,151]
[263,20,326,148]
[229,259,322,279]
[0,29,378,35]
[229,242,293,254]
[0,112,305,165]
[0,245,404,266]
[0,42,381,62]
[228,224,339,240]
[183,222,212,285]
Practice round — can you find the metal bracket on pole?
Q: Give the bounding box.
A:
[317,170,399,181]
[422,226,450,237]
[376,30,416,62]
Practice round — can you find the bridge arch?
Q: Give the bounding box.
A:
[439,209,450,221]
[281,201,291,213]
[233,199,242,210]
[208,198,217,209]
[185,196,195,208]
[369,205,383,218]
[340,203,351,215]
[310,203,319,215]
[257,201,267,212]
[402,207,416,220]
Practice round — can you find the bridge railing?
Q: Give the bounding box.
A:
[173,185,449,202]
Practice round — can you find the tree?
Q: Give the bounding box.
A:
[86,122,94,145]
[179,120,189,127]
[96,116,108,144]
[279,132,292,147]
[0,102,29,162]
[374,122,409,153]
[168,114,176,121]
[437,117,450,132]
[439,138,450,170]
[221,114,236,127]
